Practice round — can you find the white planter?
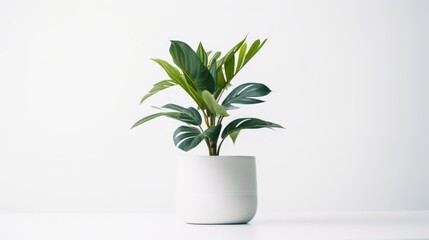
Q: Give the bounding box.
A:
[176,156,257,224]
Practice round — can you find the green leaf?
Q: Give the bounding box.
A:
[203,124,222,142]
[208,51,221,69]
[152,59,205,109]
[169,41,215,93]
[235,43,247,72]
[161,104,202,125]
[217,37,247,69]
[196,42,208,66]
[131,105,203,129]
[173,125,220,152]
[229,130,240,144]
[152,59,184,84]
[209,61,217,86]
[173,125,222,151]
[243,39,266,66]
[257,38,267,52]
[213,68,227,99]
[132,103,203,129]
[222,83,271,110]
[173,126,205,151]
[216,68,227,89]
[140,80,176,104]
[202,90,229,117]
[131,112,181,129]
[221,118,283,139]
[224,53,235,81]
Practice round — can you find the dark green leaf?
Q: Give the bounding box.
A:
[196,42,208,66]
[173,125,223,151]
[132,103,203,129]
[162,104,202,125]
[140,80,176,104]
[209,61,217,86]
[173,126,204,151]
[169,41,215,93]
[203,124,222,142]
[221,118,283,139]
[222,83,271,110]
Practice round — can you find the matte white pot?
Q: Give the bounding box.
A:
[176,156,257,224]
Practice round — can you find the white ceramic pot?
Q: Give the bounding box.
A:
[176,156,257,224]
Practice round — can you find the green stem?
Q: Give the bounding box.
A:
[199,111,212,154]
[210,115,215,127]
[216,88,225,102]
[217,137,226,155]
[209,115,218,155]
[202,110,210,128]
[217,116,224,126]
[209,140,218,156]
[198,125,211,154]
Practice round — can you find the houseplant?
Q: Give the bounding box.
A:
[132,37,282,224]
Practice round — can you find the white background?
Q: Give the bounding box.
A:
[0,0,428,213]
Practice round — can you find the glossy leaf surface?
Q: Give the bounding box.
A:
[170,41,215,93]
[161,104,202,125]
[222,83,271,110]
[221,118,283,139]
[173,125,221,151]
[196,42,208,66]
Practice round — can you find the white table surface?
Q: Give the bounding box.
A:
[1,211,428,240]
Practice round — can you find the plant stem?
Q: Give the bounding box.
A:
[216,137,226,155]
[198,125,211,154]
[216,88,225,102]
[202,111,210,128]
[210,115,215,127]
[217,116,224,126]
[209,140,218,156]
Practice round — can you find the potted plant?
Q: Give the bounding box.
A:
[132,37,282,224]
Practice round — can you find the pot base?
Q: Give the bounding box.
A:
[177,193,257,224]
[176,156,258,224]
